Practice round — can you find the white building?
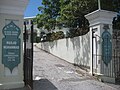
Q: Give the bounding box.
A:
[24,16,70,34]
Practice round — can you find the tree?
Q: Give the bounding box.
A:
[113,12,120,30]
[36,0,120,32]
[109,0,120,30]
[101,0,120,11]
[36,0,61,31]
[58,0,97,29]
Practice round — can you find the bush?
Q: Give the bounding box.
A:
[33,32,37,43]
[36,37,41,43]
[52,31,65,40]
[45,31,65,41]
[66,28,89,38]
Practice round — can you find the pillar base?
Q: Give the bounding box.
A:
[100,76,115,84]
[0,81,24,89]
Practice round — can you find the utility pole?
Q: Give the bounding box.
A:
[98,0,101,10]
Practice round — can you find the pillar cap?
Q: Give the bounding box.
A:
[0,0,29,15]
[85,10,117,26]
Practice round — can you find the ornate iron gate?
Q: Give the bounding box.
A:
[24,20,33,89]
[113,30,120,84]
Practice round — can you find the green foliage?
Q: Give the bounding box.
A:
[58,0,97,29]
[53,31,65,40]
[113,12,120,30]
[33,32,37,43]
[101,0,120,11]
[66,28,89,38]
[36,37,41,43]
[32,32,41,43]
[45,31,65,41]
[35,0,120,38]
[36,0,61,31]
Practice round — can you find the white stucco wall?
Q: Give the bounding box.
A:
[36,32,90,68]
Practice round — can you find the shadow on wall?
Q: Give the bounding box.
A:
[70,32,90,68]
[33,79,58,90]
[41,40,58,53]
[40,32,90,68]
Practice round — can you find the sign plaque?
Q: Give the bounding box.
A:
[102,29,112,66]
[2,21,21,73]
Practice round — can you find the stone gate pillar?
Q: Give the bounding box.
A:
[85,10,116,83]
[0,0,29,89]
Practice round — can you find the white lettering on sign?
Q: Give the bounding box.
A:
[6,41,17,45]
[3,46,19,49]
[4,55,18,57]
[4,31,18,36]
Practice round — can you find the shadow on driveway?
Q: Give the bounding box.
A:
[8,79,58,90]
[33,79,58,90]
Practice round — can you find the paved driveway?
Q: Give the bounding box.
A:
[33,46,120,90]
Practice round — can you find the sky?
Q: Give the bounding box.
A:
[24,0,42,17]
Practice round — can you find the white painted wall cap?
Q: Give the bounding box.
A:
[24,16,36,19]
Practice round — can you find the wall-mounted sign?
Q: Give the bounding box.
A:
[2,21,21,73]
[102,29,112,66]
